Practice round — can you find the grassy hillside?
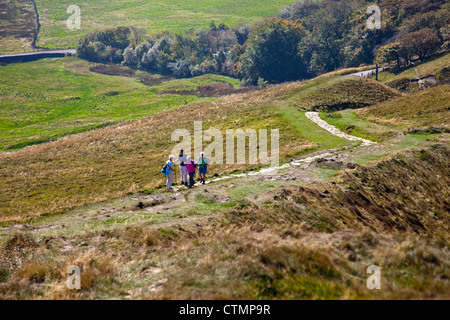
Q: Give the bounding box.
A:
[32,0,296,49]
[0,140,448,299]
[0,53,447,299]
[0,81,321,223]
[0,0,36,54]
[0,71,400,223]
[0,57,244,151]
[356,85,450,132]
[292,77,399,111]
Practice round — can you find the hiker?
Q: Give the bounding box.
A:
[176,149,188,186]
[164,155,175,191]
[198,152,210,185]
[186,155,198,188]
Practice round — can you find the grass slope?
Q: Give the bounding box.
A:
[0,141,448,299]
[0,57,241,151]
[356,85,450,132]
[0,70,401,223]
[290,77,399,111]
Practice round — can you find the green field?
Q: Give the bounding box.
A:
[34,0,295,49]
[0,57,244,151]
[373,53,450,82]
[0,56,398,153]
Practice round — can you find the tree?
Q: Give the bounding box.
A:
[233,24,251,46]
[96,26,133,50]
[441,25,450,50]
[291,1,322,20]
[169,59,191,78]
[401,9,450,33]
[239,19,309,84]
[343,5,396,69]
[218,23,229,30]
[376,42,403,68]
[400,0,445,16]
[299,1,354,73]
[400,28,441,62]
[129,27,147,46]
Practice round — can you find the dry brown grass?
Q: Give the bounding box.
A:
[357,85,450,132]
[145,142,449,299]
[0,76,401,223]
[0,0,36,54]
[0,232,121,299]
[252,141,450,242]
[1,138,449,300]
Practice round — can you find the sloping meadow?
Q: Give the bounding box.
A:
[356,85,450,133]
[0,77,398,223]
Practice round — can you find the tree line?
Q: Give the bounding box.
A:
[77,0,450,85]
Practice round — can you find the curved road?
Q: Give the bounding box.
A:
[0,49,76,63]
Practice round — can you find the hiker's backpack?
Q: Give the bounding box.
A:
[161,163,168,174]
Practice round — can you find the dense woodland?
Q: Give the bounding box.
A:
[77,0,450,84]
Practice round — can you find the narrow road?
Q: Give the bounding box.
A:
[350,68,383,77]
[0,49,76,59]
[0,49,76,63]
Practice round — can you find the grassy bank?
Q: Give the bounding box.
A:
[0,0,37,54]
[0,69,400,223]
[0,140,448,299]
[356,85,450,132]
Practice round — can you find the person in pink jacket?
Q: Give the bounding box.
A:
[185,155,198,188]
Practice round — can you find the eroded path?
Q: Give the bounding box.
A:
[305,112,375,147]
